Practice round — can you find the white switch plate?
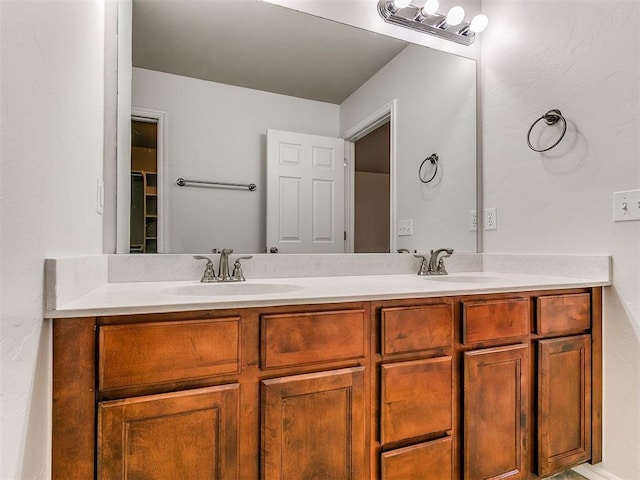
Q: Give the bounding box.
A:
[470,210,477,231]
[484,208,497,230]
[96,178,104,215]
[398,219,413,236]
[613,189,640,222]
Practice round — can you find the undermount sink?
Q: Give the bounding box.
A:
[422,274,508,284]
[166,282,304,296]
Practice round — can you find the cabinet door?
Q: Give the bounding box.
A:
[98,384,239,480]
[464,344,529,480]
[261,367,366,479]
[538,335,591,476]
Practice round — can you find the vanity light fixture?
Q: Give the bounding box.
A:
[378,0,489,46]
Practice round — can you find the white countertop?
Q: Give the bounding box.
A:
[46,272,609,318]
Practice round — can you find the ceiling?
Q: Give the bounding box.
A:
[132,0,409,104]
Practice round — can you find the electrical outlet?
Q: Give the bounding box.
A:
[484,207,497,230]
[470,210,477,231]
[398,219,413,236]
[613,189,640,222]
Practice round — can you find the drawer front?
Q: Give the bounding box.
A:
[380,356,452,445]
[537,293,591,334]
[381,303,453,356]
[381,437,452,480]
[261,309,366,369]
[99,318,240,392]
[463,297,530,344]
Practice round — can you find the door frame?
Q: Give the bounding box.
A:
[341,100,397,253]
[123,107,168,253]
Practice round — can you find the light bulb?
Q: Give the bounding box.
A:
[445,6,465,26]
[421,0,439,16]
[393,0,412,9]
[469,13,489,33]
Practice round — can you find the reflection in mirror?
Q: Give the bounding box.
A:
[126,0,477,254]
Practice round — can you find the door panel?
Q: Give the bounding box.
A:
[261,367,366,479]
[98,384,239,480]
[267,129,344,253]
[538,335,591,476]
[464,344,529,480]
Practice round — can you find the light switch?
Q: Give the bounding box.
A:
[613,190,640,222]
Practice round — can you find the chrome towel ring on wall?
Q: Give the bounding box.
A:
[527,109,567,152]
[419,153,439,183]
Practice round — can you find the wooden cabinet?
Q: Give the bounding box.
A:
[98,384,239,480]
[52,289,602,480]
[538,335,592,476]
[261,367,367,479]
[464,344,529,480]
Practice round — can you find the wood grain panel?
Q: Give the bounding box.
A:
[98,384,239,479]
[261,367,366,479]
[99,318,240,392]
[381,303,453,355]
[538,335,591,476]
[380,357,452,445]
[464,344,529,480]
[261,309,366,368]
[537,293,591,334]
[463,298,530,344]
[381,437,452,480]
[52,317,97,480]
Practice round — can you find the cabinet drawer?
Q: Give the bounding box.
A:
[381,303,453,356]
[380,356,452,445]
[537,293,590,334]
[261,309,366,369]
[98,318,240,393]
[381,437,452,480]
[462,297,530,344]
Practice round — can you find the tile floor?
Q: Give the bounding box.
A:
[550,471,588,479]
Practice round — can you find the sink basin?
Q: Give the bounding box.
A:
[423,274,507,284]
[166,282,304,296]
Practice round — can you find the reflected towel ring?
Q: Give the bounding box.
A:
[527,109,567,152]
[419,153,439,184]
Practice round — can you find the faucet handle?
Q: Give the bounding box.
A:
[231,256,253,281]
[193,255,216,282]
[413,254,430,276]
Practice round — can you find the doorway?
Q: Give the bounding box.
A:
[354,122,391,253]
[130,118,158,253]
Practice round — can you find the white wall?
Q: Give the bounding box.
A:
[341,44,477,252]
[481,1,640,479]
[132,68,340,253]
[0,1,106,478]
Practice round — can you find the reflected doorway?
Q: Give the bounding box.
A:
[130,118,158,253]
[354,122,390,253]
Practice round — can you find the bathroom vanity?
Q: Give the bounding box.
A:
[49,271,603,480]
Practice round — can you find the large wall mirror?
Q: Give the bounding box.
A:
[121,0,478,254]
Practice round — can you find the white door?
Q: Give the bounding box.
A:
[267,129,345,253]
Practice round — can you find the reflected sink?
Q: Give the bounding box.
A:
[166,282,304,296]
[422,274,507,284]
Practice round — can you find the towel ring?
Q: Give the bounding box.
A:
[527,109,567,152]
[419,153,439,184]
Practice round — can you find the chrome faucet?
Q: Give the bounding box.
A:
[193,256,217,282]
[217,248,234,281]
[413,248,454,276]
[194,249,253,282]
